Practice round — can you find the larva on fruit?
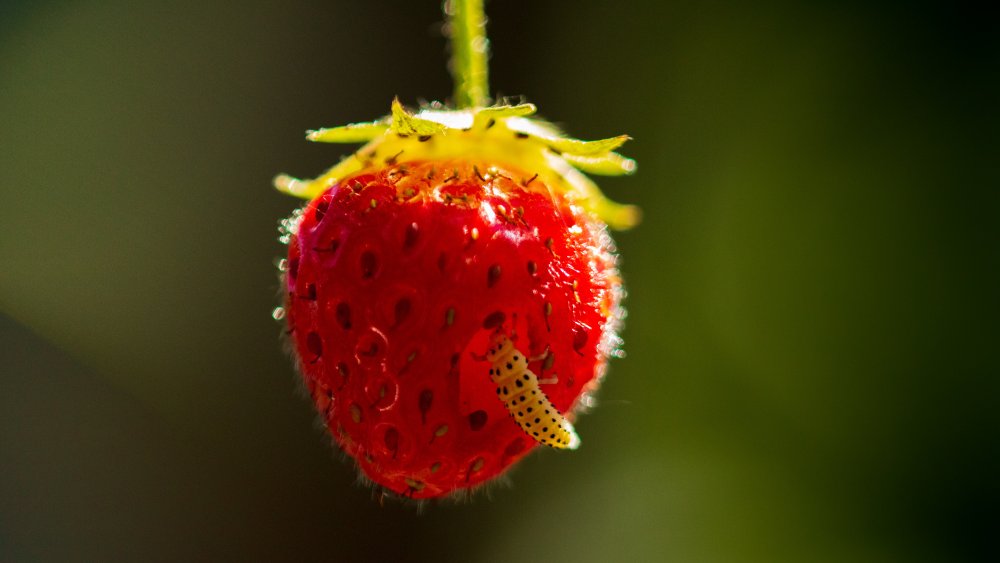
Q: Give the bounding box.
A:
[484,331,581,450]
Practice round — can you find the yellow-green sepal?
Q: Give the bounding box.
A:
[391,98,447,136]
[306,121,388,143]
[561,152,637,176]
[472,103,537,128]
[274,155,364,200]
[547,134,631,156]
[544,151,641,230]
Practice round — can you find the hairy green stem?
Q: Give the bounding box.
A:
[447,0,489,108]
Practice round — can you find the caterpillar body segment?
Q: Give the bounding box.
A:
[485,334,580,450]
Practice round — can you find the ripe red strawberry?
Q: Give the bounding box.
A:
[274,1,637,499]
[281,156,624,498]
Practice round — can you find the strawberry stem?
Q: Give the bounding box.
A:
[447,0,490,108]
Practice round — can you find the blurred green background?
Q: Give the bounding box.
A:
[1,1,996,561]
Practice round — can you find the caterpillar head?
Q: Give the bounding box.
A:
[484,331,516,364]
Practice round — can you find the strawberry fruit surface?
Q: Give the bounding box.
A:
[283,159,622,498]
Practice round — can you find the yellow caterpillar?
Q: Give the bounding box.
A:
[485,332,580,450]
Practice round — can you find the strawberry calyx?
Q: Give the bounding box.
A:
[274,99,640,230]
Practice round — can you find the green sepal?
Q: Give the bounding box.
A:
[306,121,388,143]
[473,103,537,128]
[505,117,631,156]
[546,134,631,156]
[391,98,447,136]
[561,152,637,176]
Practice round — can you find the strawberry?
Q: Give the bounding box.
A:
[273,1,638,499]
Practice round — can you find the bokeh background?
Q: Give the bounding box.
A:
[1,1,996,561]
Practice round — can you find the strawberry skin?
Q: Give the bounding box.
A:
[283,159,623,499]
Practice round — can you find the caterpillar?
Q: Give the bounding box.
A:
[485,331,581,450]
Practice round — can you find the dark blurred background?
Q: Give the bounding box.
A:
[1,1,996,561]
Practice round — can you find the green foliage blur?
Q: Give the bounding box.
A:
[1,1,996,561]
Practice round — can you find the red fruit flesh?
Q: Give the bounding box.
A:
[284,160,621,499]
